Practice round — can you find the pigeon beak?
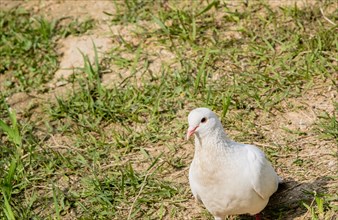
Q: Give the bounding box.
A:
[187,126,198,140]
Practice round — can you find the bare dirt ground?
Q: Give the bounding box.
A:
[2,0,337,219]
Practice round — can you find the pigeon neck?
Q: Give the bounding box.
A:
[195,125,229,147]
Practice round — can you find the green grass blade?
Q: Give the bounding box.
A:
[52,184,60,220]
[196,0,219,17]
[152,15,169,34]
[0,120,12,135]
[3,193,15,220]
[222,94,232,119]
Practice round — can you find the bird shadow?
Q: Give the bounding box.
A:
[233,176,333,220]
[261,176,333,219]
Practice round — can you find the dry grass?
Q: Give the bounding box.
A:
[1,1,337,219]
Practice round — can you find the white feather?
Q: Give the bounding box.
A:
[187,108,279,219]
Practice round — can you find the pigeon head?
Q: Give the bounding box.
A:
[187,108,222,140]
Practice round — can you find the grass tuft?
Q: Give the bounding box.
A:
[1,1,337,219]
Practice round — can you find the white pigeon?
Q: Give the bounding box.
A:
[187,108,279,220]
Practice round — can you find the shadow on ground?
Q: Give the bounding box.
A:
[262,176,333,219]
[231,176,333,219]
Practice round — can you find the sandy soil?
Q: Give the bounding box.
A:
[2,0,337,219]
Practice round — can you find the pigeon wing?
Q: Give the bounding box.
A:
[246,145,279,199]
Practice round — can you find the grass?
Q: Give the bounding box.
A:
[303,191,338,220]
[0,7,94,96]
[1,1,337,219]
[0,8,58,94]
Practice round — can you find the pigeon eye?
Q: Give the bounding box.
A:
[201,117,207,123]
